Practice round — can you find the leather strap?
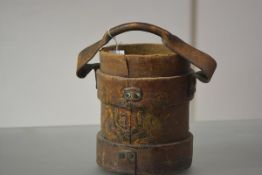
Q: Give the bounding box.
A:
[76,22,216,83]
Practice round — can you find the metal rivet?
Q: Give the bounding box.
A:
[118,152,126,159]
[124,92,131,100]
[133,92,141,100]
[127,152,135,161]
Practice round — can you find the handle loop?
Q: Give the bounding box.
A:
[76,22,216,83]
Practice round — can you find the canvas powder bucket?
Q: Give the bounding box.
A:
[76,22,217,175]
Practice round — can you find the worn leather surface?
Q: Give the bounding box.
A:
[76,22,216,174]
[76,22,217,83]
[97,70,194,108]
[99,44,190,78]
[97,132,193,175]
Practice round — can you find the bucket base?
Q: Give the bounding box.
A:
[97,131,193,175]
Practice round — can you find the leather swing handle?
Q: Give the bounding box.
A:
[76,22,217,83]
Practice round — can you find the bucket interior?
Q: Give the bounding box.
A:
[101,43,174,55]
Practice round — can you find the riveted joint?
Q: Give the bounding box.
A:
[123,87,142,101]
[118,150,136,162]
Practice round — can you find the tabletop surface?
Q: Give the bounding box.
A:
[0,119,261,175]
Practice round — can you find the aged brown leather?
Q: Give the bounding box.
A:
[76,22,216,175]
[76,22,216,83]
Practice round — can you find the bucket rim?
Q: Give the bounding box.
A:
[100,43,177,57]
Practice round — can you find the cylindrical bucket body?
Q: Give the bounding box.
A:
[96,44,196,174]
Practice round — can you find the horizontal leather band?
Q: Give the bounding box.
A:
[97,131,193,174]
[97,70,196,108]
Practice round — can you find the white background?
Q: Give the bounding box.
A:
[0,0,261,127]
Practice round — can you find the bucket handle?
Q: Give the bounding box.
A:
[76,22,216,83]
